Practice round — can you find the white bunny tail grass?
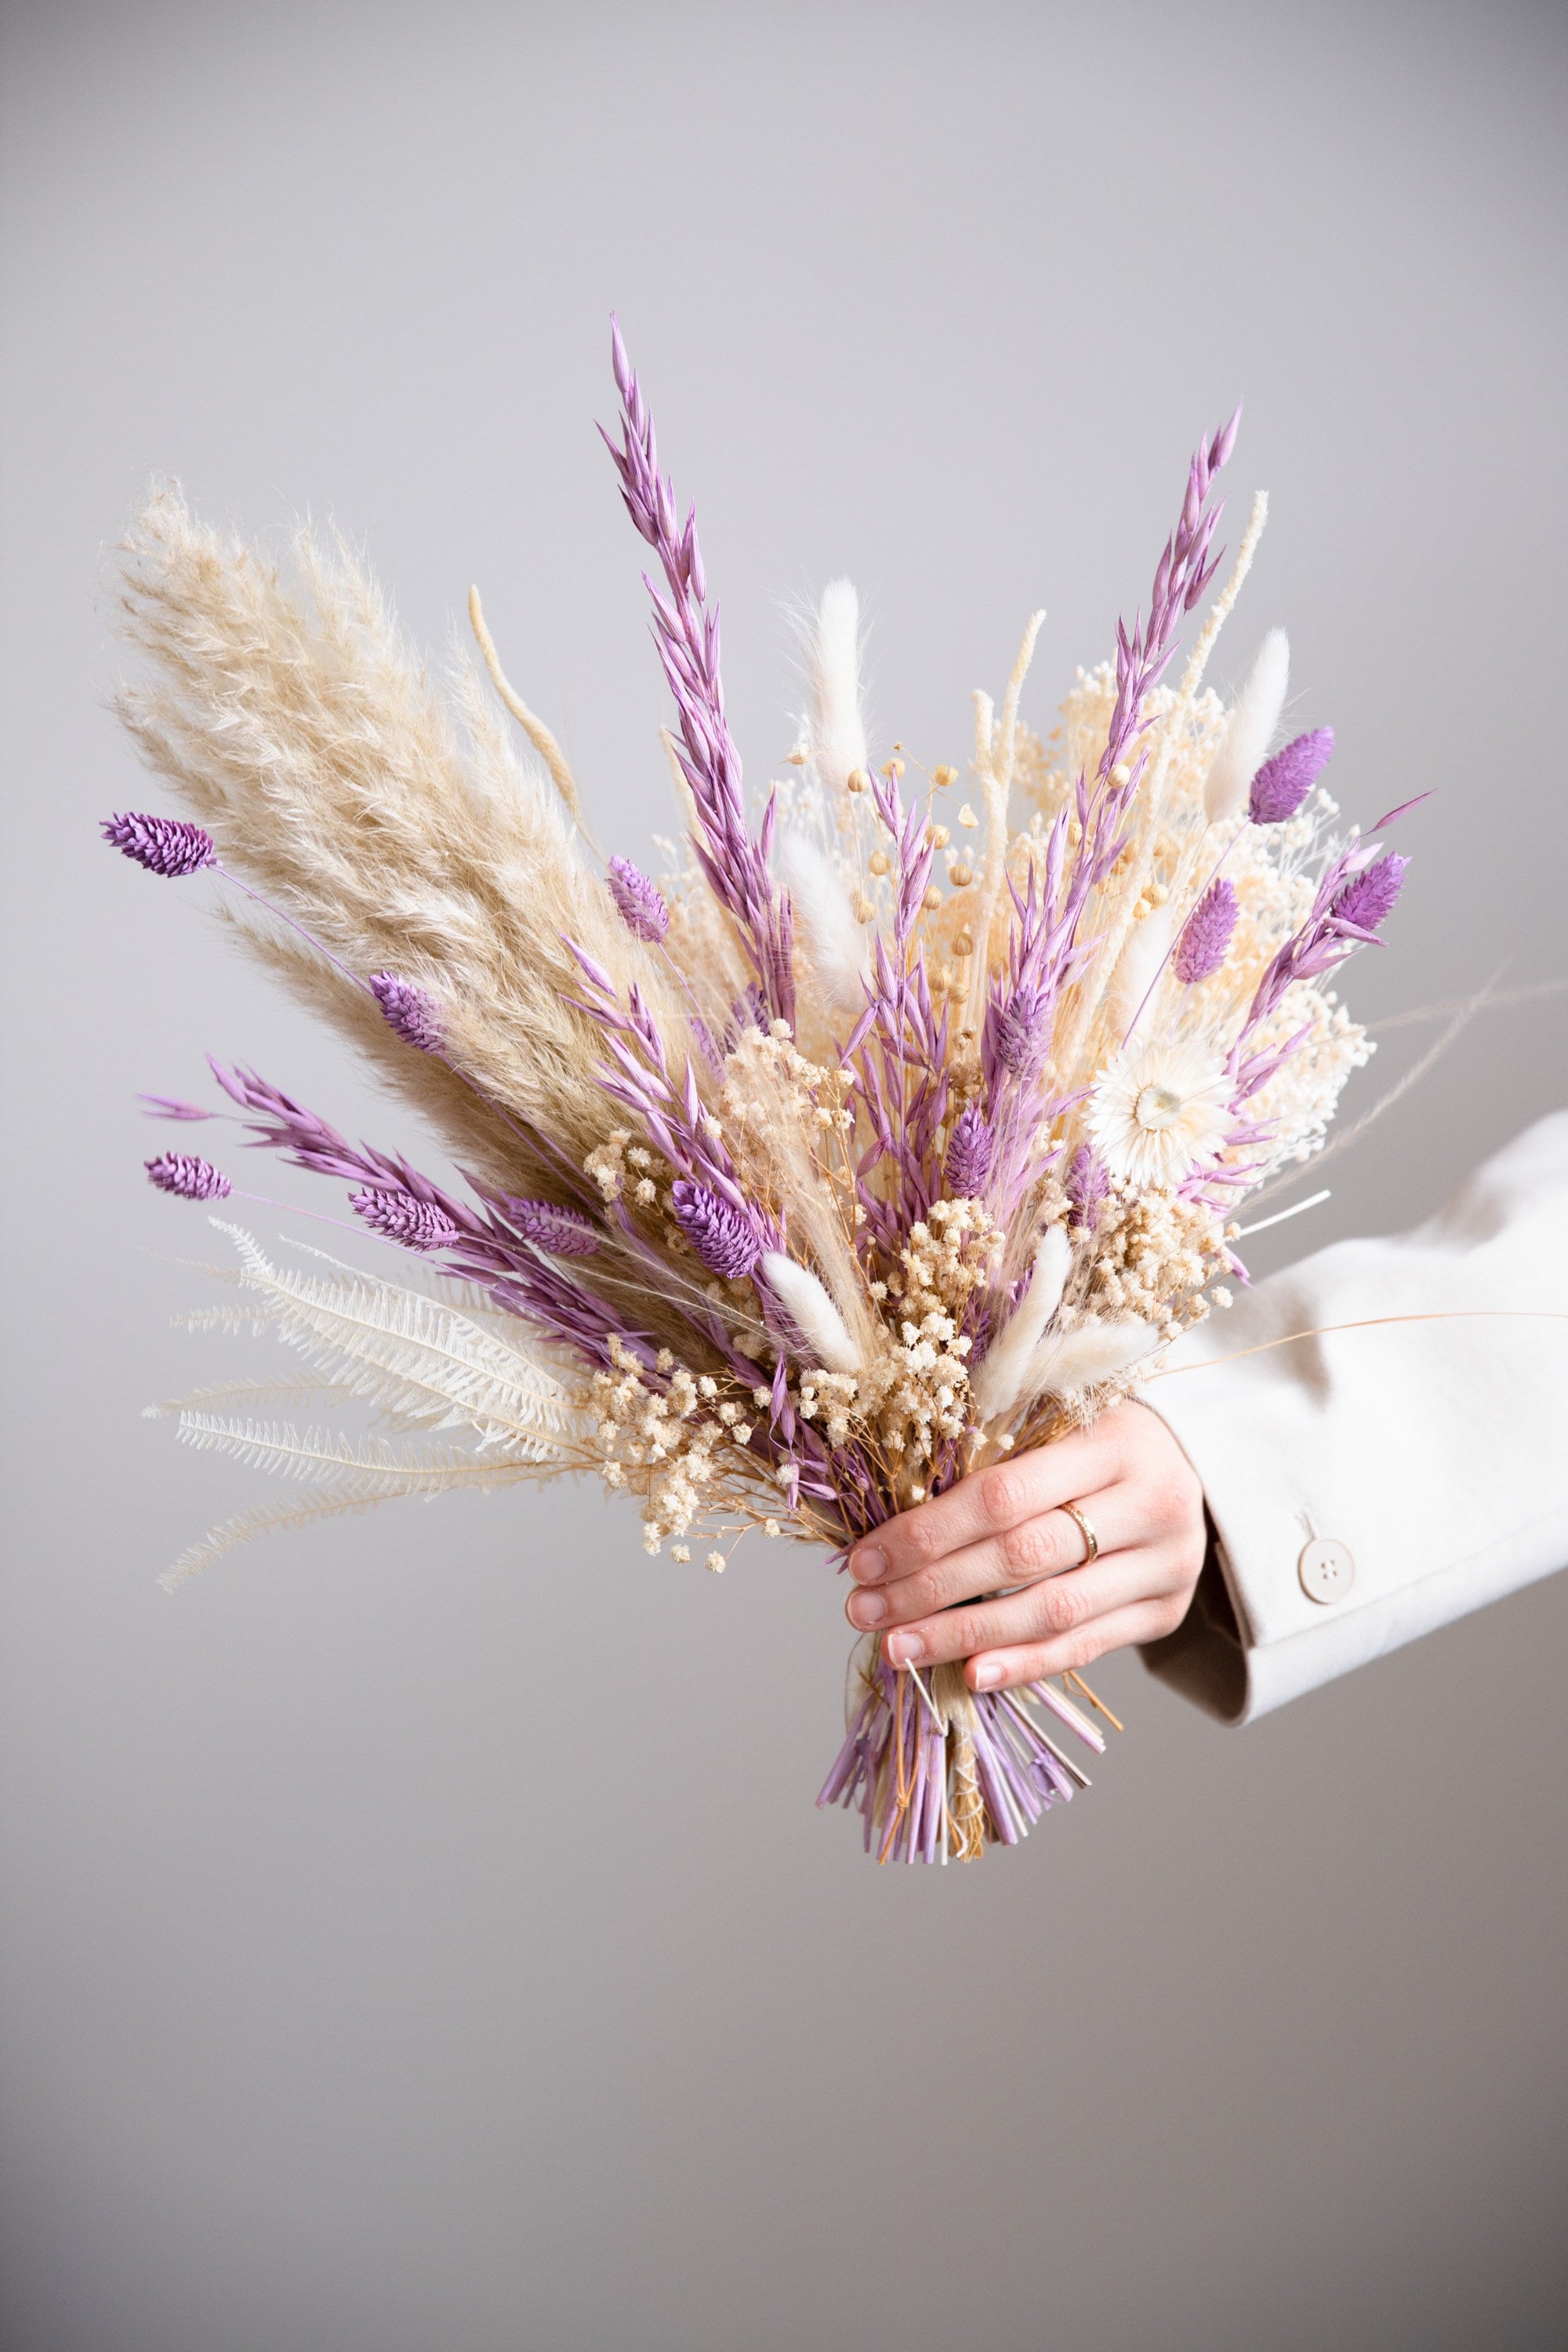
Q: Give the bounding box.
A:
[1203,626,1290,822]
[809,578,868,794]
[760,1251,861,1375]
[1033,1315,1160,1402]
[1108,902,1174,1043]
[970,1225,1073,1424]
[775,829,870,1017]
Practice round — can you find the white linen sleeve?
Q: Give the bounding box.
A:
[1138,1112,1568,1723]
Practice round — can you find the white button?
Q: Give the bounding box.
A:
[1298,1537,1356,1605]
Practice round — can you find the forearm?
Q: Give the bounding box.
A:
[1141,1113,1568,1722]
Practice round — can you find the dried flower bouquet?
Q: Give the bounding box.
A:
[107,325,1409,1862]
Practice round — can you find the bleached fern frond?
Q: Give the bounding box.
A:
[172,1303,271,1334]
[212,1223,573,1453]
[145,1375,340,1420]
[157,1478,526,1595]
[174,1414,546,1490]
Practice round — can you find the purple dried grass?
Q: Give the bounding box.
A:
[102,812,216,877]
[602,322,794,1025]
[146,1152,231,1200]
[671,1179,761,1279]
[943,1107,995,1196]
[500,1197,602,1257]
[350,1188,461,1251]
[606,856,670,945]
[368,971,444,1053]
[1248,728,1334,826]
[1174,878,1240,983]
[1331,852,1409,936]
[817,1649,1094,1864]
[1066,1145,1109,1231]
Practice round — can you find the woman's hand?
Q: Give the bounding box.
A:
[843,1402,1207,1693]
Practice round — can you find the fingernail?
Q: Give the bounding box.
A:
[885,1631,924,1668]
[848,1588,887,1628]
[851,1545,888,1583]
[972,1659,1003,1690]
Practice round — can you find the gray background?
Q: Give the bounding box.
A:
[3,2,1566,2347]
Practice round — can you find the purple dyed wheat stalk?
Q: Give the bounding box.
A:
[601,322,796,1028]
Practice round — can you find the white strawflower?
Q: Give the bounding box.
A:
[1087,1040,1232,1189]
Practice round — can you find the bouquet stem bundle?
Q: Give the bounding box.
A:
[106,325,1410,1860]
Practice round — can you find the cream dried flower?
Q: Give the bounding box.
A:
[1087,1040,1232,1189]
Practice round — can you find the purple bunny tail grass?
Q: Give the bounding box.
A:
[1331,851,1409,936]
[146,1152,232,1200]
[1066,1145,1109,1232]
[1249,728,1335,826]
[500,1197,602,1257]
[670,1178,760,1280]
[102,812,217,877]
[349,1187,461,1252]
[606,855,670,944]
[368,971,444,1053]
[943,1106,995,1196]
[1174,878,1240,984]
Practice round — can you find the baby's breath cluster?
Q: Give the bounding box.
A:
[852,1199,1003,1476]
[1081,1185,1230,1339]
[581,1337,757,1553]
[584,1127,671,1212]
[719,1022,857,1217]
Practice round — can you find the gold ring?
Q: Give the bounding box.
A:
[1058,1500,1098,1566]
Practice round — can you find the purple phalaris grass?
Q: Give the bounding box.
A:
[368,971,445,1053]
[146,1152,231,1200]
[103,812,217,877]
[606,856,670,944]
[349,1187,462,1251]
[1174,877,1240,983]
[1248,727,1334,825]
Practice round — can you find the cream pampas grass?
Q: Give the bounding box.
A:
[113,491,680,1178]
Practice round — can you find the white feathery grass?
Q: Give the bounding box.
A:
[808,579,868,793]
[1032,1316,1160,1400]
[215,1222,570,1454]
[1108,902,1174,1042]
[970,1226,1073,1423]
[760,1251,861,1375]
[145,1375,341,1419]
[1203,626,1290,822]
[775,829,870,1016]
[175,1416,506,1489]
[157,1465,534,1594]
[151,1229,583,1588]
[113,490,680,1189]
